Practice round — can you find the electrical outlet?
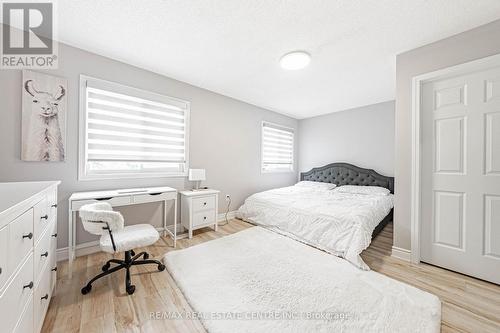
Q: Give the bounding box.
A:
[225,194,231,201]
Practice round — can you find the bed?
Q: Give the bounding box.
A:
[236,163,394,270]
[164,163,440,333]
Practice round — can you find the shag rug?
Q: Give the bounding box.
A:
[164,227,441,333]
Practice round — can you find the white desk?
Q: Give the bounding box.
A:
[68,186,177,278]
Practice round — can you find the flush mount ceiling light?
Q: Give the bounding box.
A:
[279,51,311,70]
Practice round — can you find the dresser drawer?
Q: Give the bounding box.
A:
[47,187,57,211]
[34,263,53,333]
[72,196,131,210]
[192,210,216,227]
[34,198,49,244]
[192,195,216,212]
[0,225,8,289]
[8,209,34,274]
[0,253,34,333]
[34,220,55,284]
[49,221,57,291]
[14,297,33,333]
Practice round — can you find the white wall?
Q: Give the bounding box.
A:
[394,19,500,250]
[299,101,395,177]
[0,39,298,248]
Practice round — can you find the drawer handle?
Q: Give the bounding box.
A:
[149,192,162,196]
[22,232,33,239]
[203,202,207,206]
[52,266,57,272]
[51,204,58,208]
[41,215,49,220]
[203,216,207,220]
[41,251,49,258]
[41,294,49,300]
[0,267,2,275]
[23,281,33,290]
[96,197,113,201]
[51,233,58,238]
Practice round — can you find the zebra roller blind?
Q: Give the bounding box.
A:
[261,121,294,172]
[80,76,189,179]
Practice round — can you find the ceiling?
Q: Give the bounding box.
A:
[56,1,500,119]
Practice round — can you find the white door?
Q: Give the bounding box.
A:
[421,61,500,285]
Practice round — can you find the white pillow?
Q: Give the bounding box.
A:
[335,185,390,196]
[295,181,337,190]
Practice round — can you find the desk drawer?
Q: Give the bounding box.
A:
[133,191,176,204]
[8,209,34,274]
[34,198,49,244]
[0,225,8,289]
[192,196,216,213]
[72,196,131,210]
[192,210,216,227]
[0,253,34,333]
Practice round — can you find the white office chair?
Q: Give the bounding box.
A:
[79,202,165,295]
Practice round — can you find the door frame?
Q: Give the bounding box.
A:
[410,53,500,264]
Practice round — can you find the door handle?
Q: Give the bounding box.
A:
[23,281,34,289]
[41,251,49,258]
[51,267,57,272]
[41,294,49,300]
[51,233,58,238]
[51,204,58,208]
[41,215,49,220]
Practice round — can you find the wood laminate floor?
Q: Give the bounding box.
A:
[42,220,500,333]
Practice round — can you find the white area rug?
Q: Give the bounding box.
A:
[164,227,441,333]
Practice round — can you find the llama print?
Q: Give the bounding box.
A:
[22,71,67,161]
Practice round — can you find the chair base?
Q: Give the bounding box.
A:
[81,250,165,295]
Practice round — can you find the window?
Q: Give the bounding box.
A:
[79,76,189,180]
[261,121,294,173]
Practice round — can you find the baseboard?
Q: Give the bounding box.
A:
[391,246,411,262]
[56,211,238,262]
[218,210,237,222]
[56,240,100,262]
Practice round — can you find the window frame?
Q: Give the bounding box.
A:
[78,75,190,181]
[260,121,295,174]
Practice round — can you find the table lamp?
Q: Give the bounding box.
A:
[188,169,206,190]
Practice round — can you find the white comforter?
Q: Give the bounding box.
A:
[236,186,394,270]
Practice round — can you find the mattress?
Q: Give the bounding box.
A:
[237,186,394,269]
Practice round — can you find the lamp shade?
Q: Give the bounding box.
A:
[188,169,206,181]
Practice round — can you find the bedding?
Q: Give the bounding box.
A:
[236,185,394,270]
[164,227,441,333]
[335,185,390,196]
[294,180,337,190]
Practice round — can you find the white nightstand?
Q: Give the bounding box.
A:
[180,189,220,238]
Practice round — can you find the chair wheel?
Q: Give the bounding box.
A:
[143,253,149,259]
[126,285,135,295]
[158,264,165,271]
[102,263,110,271]
[81,285,92,295]
[130,250,135,256]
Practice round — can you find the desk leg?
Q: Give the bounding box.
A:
[68,207,73,279]
[173,197,177,248]
[163,200,167,238]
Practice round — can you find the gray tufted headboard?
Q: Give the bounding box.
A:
[300,162,394,194]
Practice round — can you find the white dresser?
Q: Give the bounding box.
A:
[0,181,60,333]
[180,189,219,238]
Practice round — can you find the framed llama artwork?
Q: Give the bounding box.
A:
[22,70,67,161]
